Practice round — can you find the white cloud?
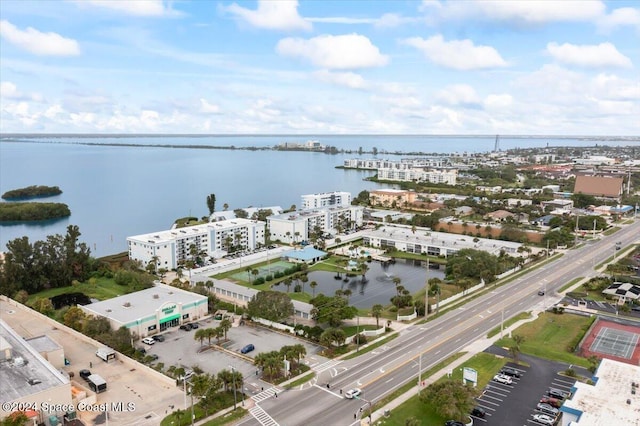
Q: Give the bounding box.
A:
[224,0,311,31]
[0,81,43,102]
[402,35,507,70]
[200,98,221,113]
[0,20,80,56]
[276,34,389,69]
[312,70,368,89]
[598,7,640,33]
[484,94,513,109]
[424,0,606,24]
[74,0,178,17]
[436,84,481,106]
[547,42,633,68]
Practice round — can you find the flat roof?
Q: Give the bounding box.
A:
[81,283,208,324]
[362,225,522,255]
[213,279,312,314]
[25,335,62,353]
[128,218,261,243]
[0,319,68,403]
[562,358,640,425]
[281,246,327,261]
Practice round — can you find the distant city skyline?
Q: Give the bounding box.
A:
[1,0,638,135]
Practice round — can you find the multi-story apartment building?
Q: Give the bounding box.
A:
[369,189,417,208]
[127,218,265,269]
[377,168,458,185]
[301,191,351,210]
[267,205,364,243]
[343,157,451,170]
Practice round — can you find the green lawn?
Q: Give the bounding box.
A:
[603,226,621,236]
[376,352,507,426]
[487,312,532,338]
[495,312,594,368]
[200,408,247,426]
[26,277,132,304]
[558,277,584,293]
[342,324,379,336]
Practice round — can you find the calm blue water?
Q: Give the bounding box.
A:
[0,135,635,257]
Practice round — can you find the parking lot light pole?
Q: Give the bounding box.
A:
[230,366,238,410]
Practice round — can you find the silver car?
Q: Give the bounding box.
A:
[536,403,559,415]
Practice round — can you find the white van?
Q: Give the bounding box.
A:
[95,347,116,362]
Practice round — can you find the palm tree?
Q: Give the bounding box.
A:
[343,288,352,303]
[360,263,369,282]
[223,203,229,211]
[246,267,253,283]
[252,268,260,284]
[214,327,224,345]
[310,281,318,297]
[194,328,207,346]
[284,277,293,293]
[285,231,292,244]
[219,318,232,341]
[205,327,216,345]
[371,304,384,328]
[292,344,306,365]
[300,274,308,294]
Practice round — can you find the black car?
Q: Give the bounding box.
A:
[79,369,92,381]
[500,367,522,377]
[191,323,199,329]
[471,407,486,418]
[180,324,192,331]
[152,335,165,342]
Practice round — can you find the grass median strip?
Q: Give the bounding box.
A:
[284,371,315,389]
[486,311,532,338]
[559,277,585,293]
[343,333,399,360]
[201,408,248,426]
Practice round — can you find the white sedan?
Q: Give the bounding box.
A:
[492,374,513,385]
[344,388,362,399]
[533,413,555,425]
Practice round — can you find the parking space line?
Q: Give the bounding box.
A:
[477,399,500,407]
[481,394,504,402]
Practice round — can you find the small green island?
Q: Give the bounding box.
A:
[0,202,71,222]
[2,185,63,200]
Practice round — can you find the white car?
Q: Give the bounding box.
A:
[533,413,555,425]
[142,337,155,345]
[344,388,362,399]
[493,374,513,385]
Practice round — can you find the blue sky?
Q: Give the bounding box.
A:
[1,0,638,135]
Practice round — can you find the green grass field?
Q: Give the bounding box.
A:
[495,312,593,367]
[26,277,132,304]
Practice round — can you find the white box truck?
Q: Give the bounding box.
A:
[95,347,116,362]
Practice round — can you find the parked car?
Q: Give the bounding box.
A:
[79,369,92,381]
[500,367,522,377]
[148,354,159,361]
[136,347,146,354]
[152,335,165,342]
[240,344,255,354]
[444,421,465,426]
[547,388,569,399]
[180,324,192,331]
[493,374,513,385]
[344,388,361,399]
[471,407,486,418]
[536,403,559,415]
[142,337,155,345]
[540,396,562,408]
[538,290,545,296]
[532,413,556,425]
[191,323,199,329]
[178,370,194,382]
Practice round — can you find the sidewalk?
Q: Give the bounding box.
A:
[364,308,545,425]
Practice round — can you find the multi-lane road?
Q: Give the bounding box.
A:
[240,220,640,426]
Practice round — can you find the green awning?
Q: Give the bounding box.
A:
[160,314,180,324]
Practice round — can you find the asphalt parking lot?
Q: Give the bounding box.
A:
[476,347,585,426]
[144,317,326,393]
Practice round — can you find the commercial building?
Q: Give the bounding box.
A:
[574,175,624,200]
[79,284,208,337]
[361,225,522,257]
[301,191,351,210]
[560,358,640,425]
[267,205,364,243]
[0,319,72,423]
[127,218,266,269]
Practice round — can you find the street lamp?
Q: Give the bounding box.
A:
[230,366,238,410]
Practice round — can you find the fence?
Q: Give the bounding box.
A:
[396,310,417,321]
[429,281,486,312]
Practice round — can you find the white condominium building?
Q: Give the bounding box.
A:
[127,218,265,269]
[268,205,364,243]
[377,168,458,185]
[301,191,351,210]
[343,157,451,170]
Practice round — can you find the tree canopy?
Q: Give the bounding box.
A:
[247,291,294,322]
[310,293,358,327]
[420,379,478,422]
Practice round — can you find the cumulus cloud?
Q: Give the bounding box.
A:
[200,98,221,113]
[224,0,311,31]
[423,0,605,24]
[436,84,481,106]
[547,42,633,68]
[312,70,368,89]
[402,35,507,70]
[276,33,389,69]
[74,0,178,17]
[598,7,640,33]
[484,94,513,109]
[0,20,80,56]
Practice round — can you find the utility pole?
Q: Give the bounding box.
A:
[425,257,430,318]
[356,316,360,352]
[417,352,422,388]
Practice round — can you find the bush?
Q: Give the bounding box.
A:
[254,277,265,285]
[565,368,576,377]
[353,333,368,345]
[265,275,273,281]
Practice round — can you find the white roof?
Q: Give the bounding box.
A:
[81,283,207,324]
[128,218,260,243]
[562,358,640,425]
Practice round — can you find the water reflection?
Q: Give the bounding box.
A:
[276,258,445,309]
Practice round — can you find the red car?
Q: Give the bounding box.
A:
[540,396,562,408]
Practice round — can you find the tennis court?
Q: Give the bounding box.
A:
[589,327,640,360]
[229,260,294,282]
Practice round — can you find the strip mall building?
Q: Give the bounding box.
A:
[79,284,208,338]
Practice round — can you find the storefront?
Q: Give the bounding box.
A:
[80,283,209,338]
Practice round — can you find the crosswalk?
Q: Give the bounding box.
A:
[251,386,282,404]
[312,359,342,373]
[249,405,279,426]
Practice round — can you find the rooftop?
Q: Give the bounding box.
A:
[574,175,624,198]
[80,283,208,324]
[561,358,640,425]
[281,246,327,261]
[25,335,62,353]
[0,319,68,403]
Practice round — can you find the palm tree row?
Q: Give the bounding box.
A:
[194,318,233,346]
